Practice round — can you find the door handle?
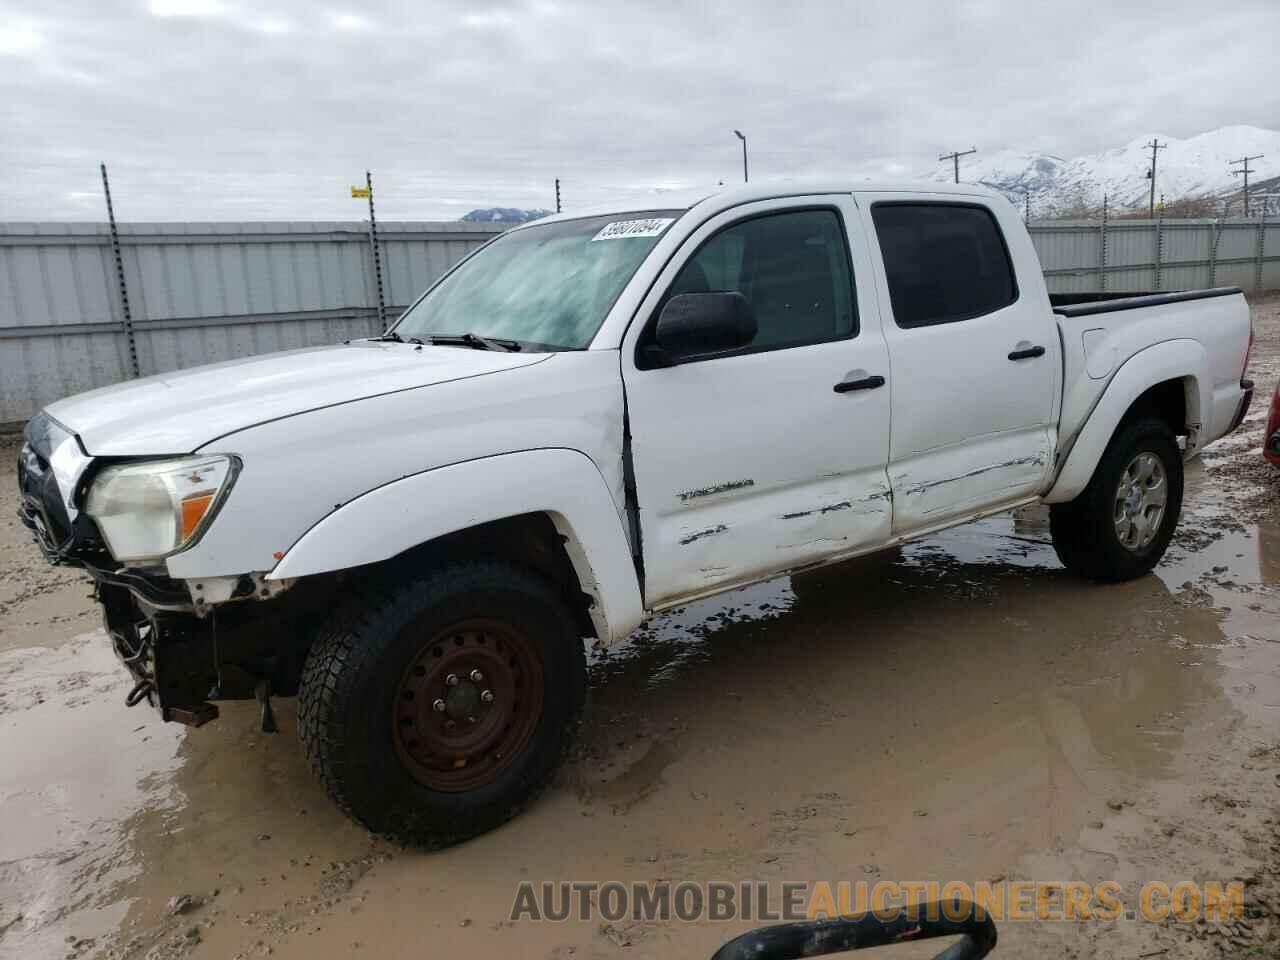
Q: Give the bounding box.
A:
[1008,345,1046,361]
[833,375,886,393]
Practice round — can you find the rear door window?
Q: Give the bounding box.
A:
[870,203,1017,328]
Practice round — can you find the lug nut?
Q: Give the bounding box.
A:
[470,669,484,683]
[480,689,494,703]
[467,715,477,724]
[432,698,446,712]
[445,673,459,686]
[444,719,455,729]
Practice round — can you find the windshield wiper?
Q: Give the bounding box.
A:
[425,333,523,352]
[370,330,404,343]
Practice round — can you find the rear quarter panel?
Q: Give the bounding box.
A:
[1055,292,1250,449]
[1047,291,1250,502]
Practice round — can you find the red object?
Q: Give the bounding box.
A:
[1265,381,1280,467]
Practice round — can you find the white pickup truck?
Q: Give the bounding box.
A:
[17,182,1254,846]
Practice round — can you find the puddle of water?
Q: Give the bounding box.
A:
[0,635,185,958]
[1,478,1276,960]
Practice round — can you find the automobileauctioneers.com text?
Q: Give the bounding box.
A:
[510,879,1244,924]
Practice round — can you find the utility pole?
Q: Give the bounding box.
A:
[733,130,748,183]
[555,178,561,214]
[1230,154,1264,216]
[1144,139,1166,218]
[939,147,976,184]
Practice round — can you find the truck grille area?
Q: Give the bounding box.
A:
[16,438,76,562]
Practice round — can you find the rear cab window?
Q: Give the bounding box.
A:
[870,202,1018,328]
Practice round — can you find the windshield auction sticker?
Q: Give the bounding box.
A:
[591,218,675,241]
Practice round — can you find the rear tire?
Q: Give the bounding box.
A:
[297,560,586,847]
[1050,417,1183,582]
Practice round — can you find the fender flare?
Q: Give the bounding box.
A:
[1044,339,1207,504]
[268,448,645,643]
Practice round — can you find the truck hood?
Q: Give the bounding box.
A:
[45,341,549,456]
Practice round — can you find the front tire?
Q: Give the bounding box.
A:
[1050,417,1183,582]
[298,560,586,847]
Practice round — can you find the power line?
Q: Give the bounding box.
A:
[1230,154,1264,217]
[938,147,976,184]
[1144,139,1166,218]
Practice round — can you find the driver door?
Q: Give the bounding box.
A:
[621,196,893,609]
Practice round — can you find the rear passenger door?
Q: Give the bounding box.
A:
[859,195,1060,534]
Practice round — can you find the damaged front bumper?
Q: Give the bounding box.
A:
[17,420,313,730]
[93,571,314,729]
[97,579,222,726]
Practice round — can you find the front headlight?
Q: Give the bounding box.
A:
[85,455,239,563]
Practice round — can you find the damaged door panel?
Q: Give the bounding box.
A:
[857,198,1063,534]
[621,195,893,607]
[657,473,895,600]
[889,429,1055,531]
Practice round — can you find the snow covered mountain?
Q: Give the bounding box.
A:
[931,125,1280,215]
[460,207,551,223]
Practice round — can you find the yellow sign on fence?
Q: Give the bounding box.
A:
[351,186,371,199]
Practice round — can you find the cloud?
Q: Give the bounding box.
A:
[250,16,292,33]
[0,20,44,54]
[326,10,371,30]
[147,0,229,17]
[1,0,1277,221]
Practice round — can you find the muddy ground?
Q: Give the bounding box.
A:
[2,294,1279,960]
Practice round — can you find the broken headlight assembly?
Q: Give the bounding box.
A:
[84,455,240,564]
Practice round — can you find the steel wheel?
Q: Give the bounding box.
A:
[1113,451,1167,552]
[391,618,544,792]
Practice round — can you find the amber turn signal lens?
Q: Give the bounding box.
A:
[180,492,215,541]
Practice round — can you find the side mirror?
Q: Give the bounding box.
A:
[649,292,756,365]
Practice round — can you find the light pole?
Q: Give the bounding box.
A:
[734,129,748,183]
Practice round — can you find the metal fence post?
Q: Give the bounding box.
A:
[366,170,387,328]
[1098,196,1108,292]
[1208,218,1221,288]
[1257,208,1268,292]
[100,163,141,379]
[1153,214,1164,291]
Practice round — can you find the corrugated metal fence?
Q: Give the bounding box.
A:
[1032,217,1280,295]
[0,221,504,426]
[2,216,1278,425]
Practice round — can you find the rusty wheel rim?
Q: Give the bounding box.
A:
[391,618,544,792]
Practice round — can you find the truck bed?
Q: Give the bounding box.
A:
[1050,285,1252,470]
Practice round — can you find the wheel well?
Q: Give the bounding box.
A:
[1121,378,1189,437]
[373,513,598,639]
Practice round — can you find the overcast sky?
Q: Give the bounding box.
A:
[2,0,1278,221]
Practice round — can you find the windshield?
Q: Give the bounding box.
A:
[393,211,683,350]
